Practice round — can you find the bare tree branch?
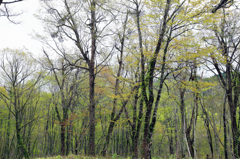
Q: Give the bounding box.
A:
[1,0,23,5]
[212,0,234,13]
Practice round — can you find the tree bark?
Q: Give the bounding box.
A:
[205,114,213,158]
[5,111,11,159]
[223,94,228,159]
[16,113,29,159]
[88,1,96,156]
[132,98,143,159]
[180,87,186,158]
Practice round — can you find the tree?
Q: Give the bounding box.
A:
[3,0,240,158]
[135,0,205,158]
[203,9,240,157]
[0,48,43,159]
[100,11,131,156]
[41,52,82,156]
[0,0,23,23]
[38,0,116,156]
[0,0,23,6]
[212,0,234,13]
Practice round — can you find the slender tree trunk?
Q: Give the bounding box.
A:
[126,130,129,157]
[5,111,11,159]
[223,94,228,159]
[59,106,68,156]
[227,95,238,157]
[16,113,29,159]
[66,112,73,155]
[132,135,139,159]
[180,85,196,158]
[211,30,240,157]
[88,0,96,156]
[185,96,198,158]
[238,107,240,158]
[132,98,143,159]
[130,2,144,158]
[180,88,186,158]
[75,139,78,155]
[101,121,114,156]
[205,117,213,158]
[66,125,70,155]
[100,12,128,156]
[185,130,194,158]
[45,109,49,156]
[169,129,174,155]
[142,102,153,159]
[89,67,95,156]
[26,122,32,157]
[226,62,239,158]
[174,105,179,159]
[60,123,65,156]
[141,1,171,156]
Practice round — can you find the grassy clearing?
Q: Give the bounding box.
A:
[34,154,127,159]
[34,154,211,159]
[33,154,198,159]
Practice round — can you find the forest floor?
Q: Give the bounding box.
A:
[35,154,128,159]
[34,154,200,159]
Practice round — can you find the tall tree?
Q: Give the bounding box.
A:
[135,0,203,157]
[100,11,132,156]
[0,49,42,159]
[41,52,81,156]
[38,0,116,156]
[203,9,240,157]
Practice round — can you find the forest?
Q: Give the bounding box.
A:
[0,0,240,159]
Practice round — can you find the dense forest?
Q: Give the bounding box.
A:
[0,0,240,159]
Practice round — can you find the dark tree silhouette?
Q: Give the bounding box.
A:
[0,0,24,23]
[212,0,233,13]
[0,0,23,6]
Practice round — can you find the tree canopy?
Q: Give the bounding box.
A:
[1,0,240,159]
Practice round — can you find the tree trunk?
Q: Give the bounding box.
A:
[88,0,96,156]
[222,93,228,159]
[141,1,171,156]
[100,12,128,155]
[5,111,11,159]
[60,124,65,156]
[16,113,29,159]
[226,60,239,158]
[130,97,143,159]
[169,129,174,155]
[205,116,213,158]
[66,125,70,155]
[142,102,153,159]
[101,121,114,156]
[180,87,186,158]
[67,112,73,155]
[185,130,194,158]
[89,67,95,156]
[211,23,240,157]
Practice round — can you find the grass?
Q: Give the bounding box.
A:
[34,154,202,159]
[34,154,127,159]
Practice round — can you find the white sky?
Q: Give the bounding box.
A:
[0,0,44,57]
[0,0,214,78]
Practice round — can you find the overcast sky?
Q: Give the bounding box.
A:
[0,0,44,56]
[0,0,214,77]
